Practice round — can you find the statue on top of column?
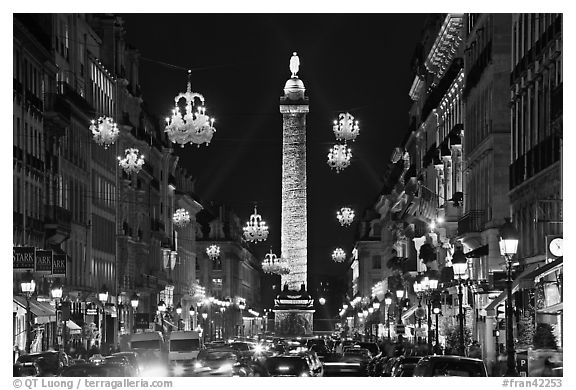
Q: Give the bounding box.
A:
[290,52,300,78]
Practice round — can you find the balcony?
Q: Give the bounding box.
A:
[457,210,486,236]
[44,92,71,133]
[509,134,561,189]
[44,205,72,245]
[60,82,93,114]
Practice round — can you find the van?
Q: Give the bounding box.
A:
[129,331,167,376]
[168,331,202,376]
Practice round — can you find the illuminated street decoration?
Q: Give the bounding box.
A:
[172,208,191,228]
[262,250,290,275]
[332,248,346,263]
[118,148,145,175]
[333,113,360,142]
[336,207,355,227]
[165,70,216,148]
[327,144,352,173]
[243,205,269,242]
[90,116,119,149]
[206,244,220,260]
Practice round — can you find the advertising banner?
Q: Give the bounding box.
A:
[13,246,35,271]
[52,254,67,277]
[35,250,53,274]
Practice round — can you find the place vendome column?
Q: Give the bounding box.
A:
[274,53,314,337]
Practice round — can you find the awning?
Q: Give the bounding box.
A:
[465,244,489,258]
[484,259,563,316]
[401,304,419,321]
[66,319,82,335]
[537,302,563,315]
[13,296,56,324]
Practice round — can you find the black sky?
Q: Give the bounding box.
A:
[122,13,428,285]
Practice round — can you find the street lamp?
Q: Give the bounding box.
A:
[158,300,166,333]
[99,285,109,349]
[176,303,182,330]
[238,301,246,337]
[384,291,392,340]
[424,270,439,352]
[452,246,468,356]
[395,288,404,324]
[21,271,36,353]
[201,312,208,343]
[130,293,139,334]
[51,279,64,351]
[500,218,519,376]
[319,297,326,305]
[432,299,441,353]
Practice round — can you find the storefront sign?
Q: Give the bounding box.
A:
[395,324,405,334]
[52,254,67,277]
[135,313,150,329]
[35,250,53,274]
[13,246,35,271]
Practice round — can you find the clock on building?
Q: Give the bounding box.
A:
[548,237,563,257]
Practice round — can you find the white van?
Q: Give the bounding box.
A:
[130,331,167,376]
[168,331,202,375]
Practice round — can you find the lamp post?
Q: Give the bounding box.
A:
[189,308,196,331]
[432,299,441,353]
[372,297,380,341]
[238,301,246,337]
[98,285,109,350]
[130,293,139,333]
[20,271,36,353]
[500,218,520,376]
[176,303,182,331]
[219,307,225,340]
[158,300,167,334]
[51,279,63,351]
[395,288,404,341]
[425,271,439,352]
[202,312,208,343]
[384,292,392,340]
[452,247,468,356]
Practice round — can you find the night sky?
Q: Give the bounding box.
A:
[122,13,428,287]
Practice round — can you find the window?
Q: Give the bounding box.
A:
[372,255,382,269]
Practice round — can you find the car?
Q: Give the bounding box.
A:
[353,342,380,357]
[413,355,488,377]
[264,355,318,377]
[227,341,256,359]
[60,363,116,377]
[391,356,423,377]
[16,351,69,376]
[287,349,323,376]
[112,352,140,376]
[193,348,240,376]
[380,356,399,377]
[103,355,136,376]
[13,362,40,377]
[367,352,388,376]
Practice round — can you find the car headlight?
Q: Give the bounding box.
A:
[219,363,233,372]
[194,362,203,369]
[300,372,309,377]
[172,364,185,376]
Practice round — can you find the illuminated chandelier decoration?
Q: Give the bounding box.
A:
[172,208,191,229]
[118,148,145,175]
[332,248,346,263]
[333,112,360,142]
[90,116,119,149]
[336,207,355,227]
[206,244,221,261]
[327,144,352,173]
[261,250,290,275]
[243,205,269,242]
[165,70,216,148]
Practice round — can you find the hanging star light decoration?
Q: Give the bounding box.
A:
[333,112,360,142]
[336,207,355,227]
[90,116,119,149]
[332,248,346,263]
[243,205,269,242]
[118,148,145,175]
[206,244,221,261]
[327,144,352,173]
[165,70,216,148]
[172,208,191,228]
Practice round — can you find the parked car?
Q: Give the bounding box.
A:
[380,356,399,377]
[391,356,423,377]
[16,351,69,376]
[60,363,118,377]
[13,362,40,377]
[112,352,140,376]
[413,355,488,377]
[103,355,136,376]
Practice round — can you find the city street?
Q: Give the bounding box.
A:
[13,12,563,378]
